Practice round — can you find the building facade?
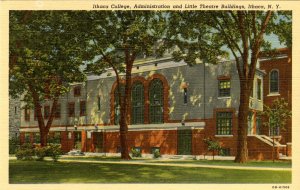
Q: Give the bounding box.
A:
[18,53,291,160]
[9,96,21,139]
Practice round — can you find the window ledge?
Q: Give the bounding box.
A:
[215,135,233,137]
[217,96,231,100]
[267,93,280,97]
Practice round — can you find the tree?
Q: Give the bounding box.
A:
[9,11,86,146]
[203,137,222,160]
[79,11,167,159]
[166,11,291,163]
[259,98,291,162]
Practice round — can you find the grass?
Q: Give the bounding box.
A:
[9,160,291,183]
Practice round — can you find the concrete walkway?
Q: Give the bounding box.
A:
[58,159,291,171]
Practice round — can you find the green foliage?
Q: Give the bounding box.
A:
[15,143,63,161]
[34,146,48,161]
[15,143,35,160]
[203,138,222,160]
[47,144,63,162]
[9,136,20,154]
[131,148,142,158]
[259,98,291,135]
[153,149,161,159]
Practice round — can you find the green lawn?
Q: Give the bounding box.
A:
[9,160,291,183]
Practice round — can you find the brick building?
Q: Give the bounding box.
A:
[18,51,292,160]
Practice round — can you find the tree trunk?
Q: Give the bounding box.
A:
[235,84,250,163]
[40,129,49,147]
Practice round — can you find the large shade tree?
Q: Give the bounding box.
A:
[166,11,291,163]
[9,11,86,146]
[79,11,167,159]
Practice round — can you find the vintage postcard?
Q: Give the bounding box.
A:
[1,0,299,190]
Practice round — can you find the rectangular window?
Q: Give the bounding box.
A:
[48,132,61,144]
[68,132,72,139]
[80,101,86,116]
[68,102,75,117]
[24,106,30,121]
[183,88,188,104]
[87,131,92,139]
[15,107,17,115]
[54,104,61,118]
[34,108,38,121]
[218,80,231,97]
[34,133,40,144]
[25,133,30,143]
[44,105,50,119]
[97,96,101,111]
[257,79,262,100]
[74,86,81,97]
[216,112,233,135]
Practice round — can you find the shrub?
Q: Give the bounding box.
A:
[15,143,35,160]
[35,146,48,161]
[203,137,222,160]
[153,149,161,159]
[131,148,141,157]
[47,144,63,162]
[9,136,20,154]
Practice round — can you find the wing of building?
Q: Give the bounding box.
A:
[17,48,292,160]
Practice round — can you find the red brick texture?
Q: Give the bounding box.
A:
[260,48,292,145]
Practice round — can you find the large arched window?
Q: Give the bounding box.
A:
[114,85,125,124]
[149,79,164,123]
[131,82,144,124]
[270,70,279,93]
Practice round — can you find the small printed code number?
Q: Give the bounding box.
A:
[272,186,290,189]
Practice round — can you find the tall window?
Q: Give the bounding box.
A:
[218,79,231,97]
[97,96,101,111]
[270,70,279,93]
[54,104,61,118]
[44,105,50,119]
[257,79,262,100]
[132,82,144,124]
[216,112,232,135]
[149,79,163,123]
[80,101,86,116]
[24,106,30,121]
[183,88,188,104]
[68,102,75,117]
[74,86,81,97]
[34,133,40,144]
[114,85,125,124]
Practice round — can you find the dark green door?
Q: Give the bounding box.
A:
[177,129,192,155]
[93,132,104,153]
[74,132,82,150]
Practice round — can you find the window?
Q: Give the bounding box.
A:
[25,133,30,143]
[48,132,61,144]
[149,79,164,124]
[34,108,38,121]
[97,96,101,111]
[257,79,262,100]
[270,70,279,93]
[216,112,232,135]
[54,104,61,118]
[218,80,231,97]
[114,85,125,124]
[74,86,81,97]
[24,106,30,121]
[15,107,17,114]
[183,88,188,104]
[256,116,262,135]
[132,82,144,124]
[34,133,40,144]
[68,102,75,117]
[44,105,50,119]
[80,101,86,116]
